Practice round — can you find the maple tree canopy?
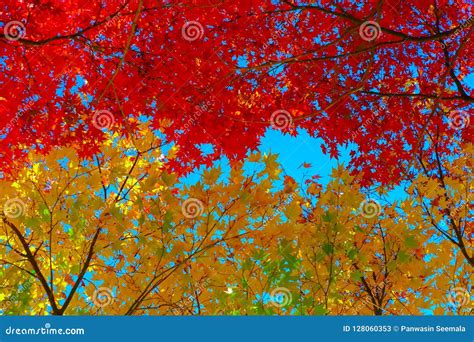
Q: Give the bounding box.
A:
[1,121,471,315]
[1,0,473,184]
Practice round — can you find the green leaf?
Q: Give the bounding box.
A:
[322,211,335,222]
[322,243,334,255]
[313,303,328,315]
[351,270,363,281]
[398,250,411,263]
[404,236,417,248]
[347,248,357,260]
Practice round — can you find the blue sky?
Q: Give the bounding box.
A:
[180,70,474,202]
[180,128,350,184]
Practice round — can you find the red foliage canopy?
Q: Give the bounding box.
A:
[1,0,472,184]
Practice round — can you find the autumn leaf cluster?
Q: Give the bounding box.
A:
[0,0,473,316]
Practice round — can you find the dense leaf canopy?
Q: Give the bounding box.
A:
[1,0,472,183]
[0,0,472,316]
